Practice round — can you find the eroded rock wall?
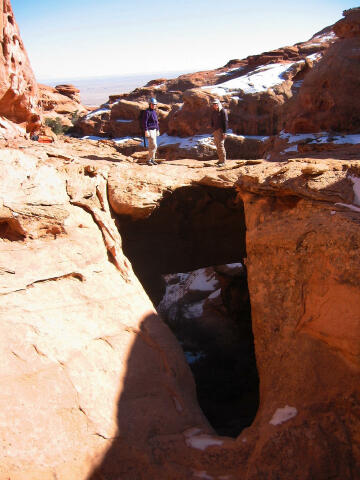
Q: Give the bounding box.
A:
[286,8,360,133]
[0,0,38,124]
[242,190,360,479]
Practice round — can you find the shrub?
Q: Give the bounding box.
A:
[44,117,70,135]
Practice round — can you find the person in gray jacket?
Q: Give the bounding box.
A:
[211,98,228,166]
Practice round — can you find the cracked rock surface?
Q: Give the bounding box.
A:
[0,139,359,479]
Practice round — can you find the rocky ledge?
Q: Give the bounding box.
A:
[0,136,359,479]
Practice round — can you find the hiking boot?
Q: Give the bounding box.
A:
[147,160,153,166]
[217,162,225,166]
[151,159,158,165]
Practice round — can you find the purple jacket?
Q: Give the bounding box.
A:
[142,108,159,131]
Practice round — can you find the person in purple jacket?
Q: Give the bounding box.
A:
[211,98,228,166]
[143,97,160,165]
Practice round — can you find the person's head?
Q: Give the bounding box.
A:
[212,98,221,110]
[149,97,158,109]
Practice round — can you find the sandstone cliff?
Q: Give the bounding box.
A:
[0,0,38,130]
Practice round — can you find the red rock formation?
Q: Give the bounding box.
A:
[0,0,38,125]
[286,8,360,134]
[0,137,359,478]
[55,84,81,102]
[76,24,337,144]
[38,83,88,127]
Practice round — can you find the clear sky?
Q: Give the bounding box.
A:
[11,0,360,81]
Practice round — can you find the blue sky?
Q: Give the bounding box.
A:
[11,0,360,81]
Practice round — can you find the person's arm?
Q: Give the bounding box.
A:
[155,112,160,134]
[222,109,228,134]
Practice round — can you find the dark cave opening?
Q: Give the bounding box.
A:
[116,185,259,437]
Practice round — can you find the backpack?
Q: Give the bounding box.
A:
[139,109,148,134]
[138,109,148,146]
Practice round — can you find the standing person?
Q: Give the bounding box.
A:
[143,97,160,166]
[211,98,228,166]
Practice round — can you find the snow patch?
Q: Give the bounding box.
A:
[227,133,269,142]
[314,32,336,43]
[280,131,360,146]
[202,62,297,95]
[183,300,205,319]
[284,146,298,153]
[193,471,214,480]
[335,202,360,213]
[306,53,322,62]
[187,268,219,293]
[157,133,215,150]
[270,406,298,425]
[186,434,224,451]
[82,135,107,141]
[349,175,360,206]
[85,108,110,120]
[208,288,221,300]
[113,136,142,144]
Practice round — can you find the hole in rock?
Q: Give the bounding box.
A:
[0,219,25,241]
[116,185,259,437]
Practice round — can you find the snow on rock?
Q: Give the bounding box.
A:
[313,31,336,43]
[193,471,214,479]
[85,108,110,120]
[157,133,215,150]
[349,175,360,206]
[157,272,190,315]
[182,300,205,319]
[208,288,221,300]
[215,262,244,276]
[186,434,224,451]
[113,136,142,144]
[335,202,360,213]
[269,406,298,426]
[202,62,297,96]
[280,131,360,146]
[186,268,219,293]
[227,132,269,142]
[81,135,108,141]
[306,53,323,62]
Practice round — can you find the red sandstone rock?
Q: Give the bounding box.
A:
[76,24,337,143]
[0,0,39,126]
[55,83,81,102]
[0,136,359,478]
[333,7,360,38]
[38,83,88,128]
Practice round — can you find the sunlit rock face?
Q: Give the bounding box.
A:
[38,83,88,126]
[0,140,359,479]
[286,8,360,134]
[0,1,38,124]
